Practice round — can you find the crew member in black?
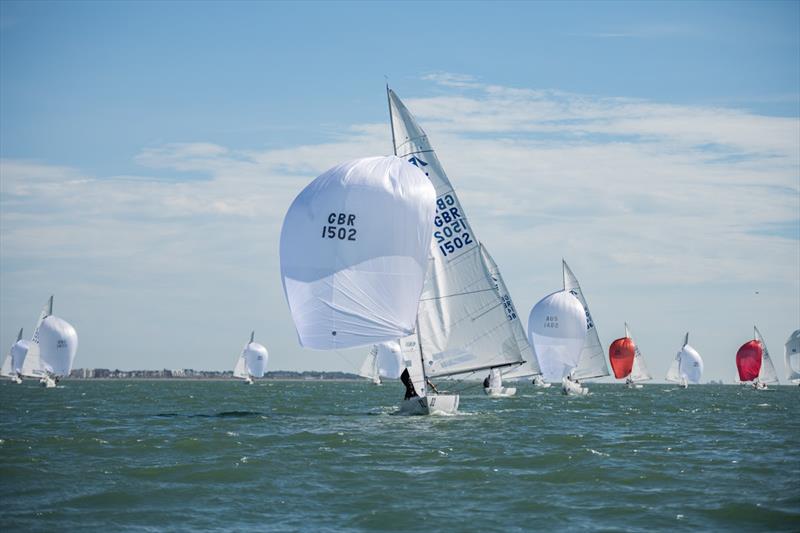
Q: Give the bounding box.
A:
[400,368,417,400]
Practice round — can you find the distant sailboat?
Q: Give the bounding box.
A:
[358,341,404,385]
[665,333,703,388]
[19,296,78,388]
[388,89,526,413]
[233,331,268,385]
[736,326,778,390]
[785,329,800,385]
[280,155,437,408]
[609,323,652,388]
[1,328,28,384]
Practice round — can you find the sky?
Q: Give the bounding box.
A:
[1,1,798,382]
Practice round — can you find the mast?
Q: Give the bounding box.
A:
[250,330,255,343]
[47,295,53,317]
[386,84,397,156]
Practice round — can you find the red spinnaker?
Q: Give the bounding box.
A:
[736,340,762,382]
[609,337,635,379]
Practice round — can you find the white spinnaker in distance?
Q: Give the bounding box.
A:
[527,290,588,382]
[280,155,435,350]
[37,316,78,377]
[679,343,703,384]
[627,324,652,382]
[563,261,609,380]
[244,342,268,378]
[389,90,525,384]
[2,329,28,377]
[479,243,541,380]
[754,326,778,384]
[785,329,800,382]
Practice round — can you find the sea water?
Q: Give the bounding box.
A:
[0,380,797,531]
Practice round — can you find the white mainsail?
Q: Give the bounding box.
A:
[786,329,800,383]
[528,290,588,382]
[563,261,610,380]
[389,89,525,391]
[358,345,380,381]
[754,326,778,385]
[627,324,652,383]
[479,243,542,380]
[280,156,436,350]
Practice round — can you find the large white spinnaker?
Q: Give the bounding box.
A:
[20,296,78,379]
[234,332,269,380]
[666,333,703,385]
[563,261,609,380]
[280,156,435,350]
[527,290,588,382]
[479,243,541,380]
[786,329,800,383]
[389,89,525,394]
[754,326,778,385]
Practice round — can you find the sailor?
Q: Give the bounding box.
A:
[400,368,417,400]
[483,375,490,389]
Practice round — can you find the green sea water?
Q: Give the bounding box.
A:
[0,380,798,532]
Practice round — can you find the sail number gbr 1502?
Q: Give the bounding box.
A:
[321,212,357,241]
[434,194,472,257]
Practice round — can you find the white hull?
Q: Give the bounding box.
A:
[11,375,22,384]
[532,376,551,388]
[562,377,588,396]
[40,376,57,388]
[484,386,516,397]
[398,394,459,415]
[625,381,643,389]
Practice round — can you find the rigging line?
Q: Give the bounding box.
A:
[419,287,496,302]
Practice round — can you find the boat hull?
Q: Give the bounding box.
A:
[562,377,588,396]
[398,394,459,415]
[484,387,517,397]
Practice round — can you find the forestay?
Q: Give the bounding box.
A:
[479,244,541,380]
[528,290,587,382]
[754,326,778,385]
[389,90,525,381]
[785,329,800,382]
[280,156,435,350]
[563,261,610,380]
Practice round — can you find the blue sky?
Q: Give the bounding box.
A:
[1,1,798,381]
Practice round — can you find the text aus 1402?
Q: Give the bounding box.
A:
[434,193,473,257]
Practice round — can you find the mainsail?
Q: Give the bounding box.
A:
[785,329,800,383]
[479,244,542,380]
[563,261,609,380]
[627,324,652,383]
[280,156,435,350]
[754,326,778,385]
[528,290,587,382]
[388,89,525,391]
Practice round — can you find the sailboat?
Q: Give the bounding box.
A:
[608,323,652,388]
[479,243,546,391]
[358,341,404,385]
[736,326,779,390]
[19,296,78,388]
[528,261,608,395]
[280,155,438,407]
[665,333,703,388]
[1,328,28,384]
[785,329,800,385]
[388,89,526,413]
[233,331,268,385]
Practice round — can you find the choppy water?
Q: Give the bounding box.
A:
[0,380,798,532]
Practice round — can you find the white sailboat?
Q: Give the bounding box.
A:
[608,323,652,389]
[751,326,778,390]
[479,243,546,390]
[233,331,268,385]
[19,296,78,388]
[785,329,800,385]
[388,89,525,414]
[1,328,28,384]
[359,341,404,385]
[665,332,703,388]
